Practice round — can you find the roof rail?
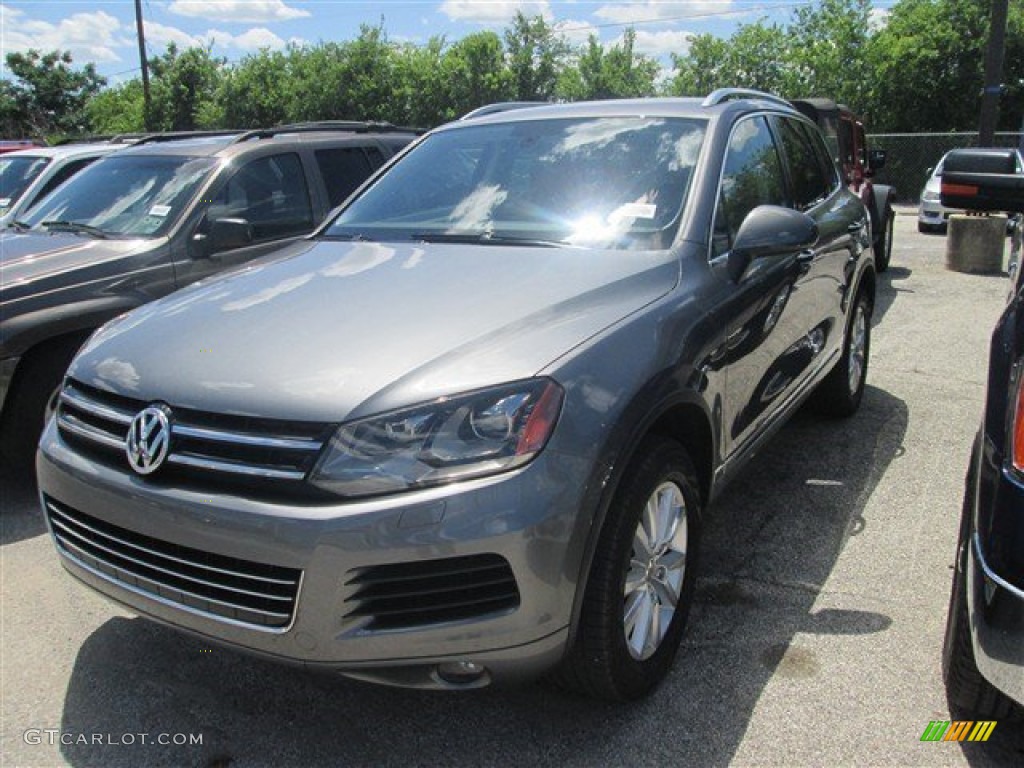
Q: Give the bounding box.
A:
[231,121,422,143]
[53,133,146,146]
[133,129,245,145]
[702,88,793,109]
[460,102,548,121]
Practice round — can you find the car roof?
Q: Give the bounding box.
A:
[2,142,122,160]
[445,93,802,130]
[117,124,421,159]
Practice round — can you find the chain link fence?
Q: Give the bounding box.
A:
[869,132,1024,203]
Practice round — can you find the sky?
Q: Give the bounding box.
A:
[0,1,896,84]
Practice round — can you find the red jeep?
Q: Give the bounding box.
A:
[791,99,896,271]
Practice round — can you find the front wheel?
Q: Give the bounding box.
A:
[553,436,701,701]
[813,291,871,418]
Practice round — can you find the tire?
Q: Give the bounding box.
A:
[0,334,87,476]
[876,206,894,272]
[918,221,928,234]
[553,436,701,701]
[813,291,871,418]
[942,489,1014,719]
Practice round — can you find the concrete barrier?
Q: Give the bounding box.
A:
[946,214,1008,274]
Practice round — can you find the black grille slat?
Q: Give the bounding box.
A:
[46,498,301,629]
[345,554,519,630]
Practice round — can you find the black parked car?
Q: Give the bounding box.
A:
[941,148,1024,716]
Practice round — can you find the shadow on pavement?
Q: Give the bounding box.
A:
[0,464,45,545]
[59,385,920,767]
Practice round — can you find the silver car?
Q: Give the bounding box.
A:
[39,92,877,700]
[919,148,1023,233]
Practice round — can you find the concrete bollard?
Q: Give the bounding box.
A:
[946,214,1008,274]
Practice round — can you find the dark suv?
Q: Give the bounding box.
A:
[940,149,1024,717]
[38,90,876,700]
[0,123,417,468]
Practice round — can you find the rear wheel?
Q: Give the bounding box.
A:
[876,206,894,272]
[814,291,871,417]
[553,436,701,701]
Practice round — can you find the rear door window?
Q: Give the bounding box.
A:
[314,147,377,209]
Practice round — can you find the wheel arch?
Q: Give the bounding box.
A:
[566,390,716,648]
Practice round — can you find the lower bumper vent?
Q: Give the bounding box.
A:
[345,554,519,630]
[45,497,302,629]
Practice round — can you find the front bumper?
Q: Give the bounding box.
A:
[37,419,589,688]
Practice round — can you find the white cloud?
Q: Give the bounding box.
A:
[555,18,598,46]
[440,1,553,24]
[144,22,286,53]
[168,1,309,24]
[595,1,732,25]
[869,8,889,31]
[217,27,286,49]
[145,21,203,51]
[1,10,129,64]
[619,29,692,57]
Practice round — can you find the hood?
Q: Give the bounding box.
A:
[71,239,678,422]
[0,231,157,302]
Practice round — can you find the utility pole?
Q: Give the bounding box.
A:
[978,0,1008,146]
[134,0,153,131]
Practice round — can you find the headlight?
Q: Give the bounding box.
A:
[922,190,940,202]
[310,378,564,497]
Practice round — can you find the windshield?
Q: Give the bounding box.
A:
[326,116,707,250]
[0,155,50,213]
[23,154,217,237]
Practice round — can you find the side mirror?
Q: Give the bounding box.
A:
[727,206,819,283]
[940,149,1024,213]
[868,149,887,171]
[205,217,253,253]
[925,166,934,178]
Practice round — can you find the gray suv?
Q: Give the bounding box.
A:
[38,91,876,700]
[1,123,417,468]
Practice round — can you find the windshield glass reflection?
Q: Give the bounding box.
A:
[23,155,217,237]
[327,117,707,250]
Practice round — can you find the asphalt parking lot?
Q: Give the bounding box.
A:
[2,206,1021,767]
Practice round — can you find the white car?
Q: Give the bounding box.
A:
[0,142,124,228]
[919,148,1023,233]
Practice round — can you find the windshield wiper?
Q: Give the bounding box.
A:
[411,231,566,248]
[320,232,376,242]
[7,219,31,231]
[41,220,108,239]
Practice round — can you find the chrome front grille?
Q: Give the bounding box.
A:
[45,497,302,629]
[345,554,520,631]
[57,380,331,482]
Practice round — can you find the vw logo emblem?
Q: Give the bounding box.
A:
[125,406,171,475]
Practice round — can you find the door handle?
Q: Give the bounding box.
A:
[847,221,865,234]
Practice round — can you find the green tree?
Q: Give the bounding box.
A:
[504,12,569,101]
[789,0,872,110]
[0,49,105,137]
[218,48,291,128]
[147,44,226,131]
[562,29,660,100]
[668,34,733,96]
[86,80,145,134]
[442,31,513,119]
[867,0,1024,131]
